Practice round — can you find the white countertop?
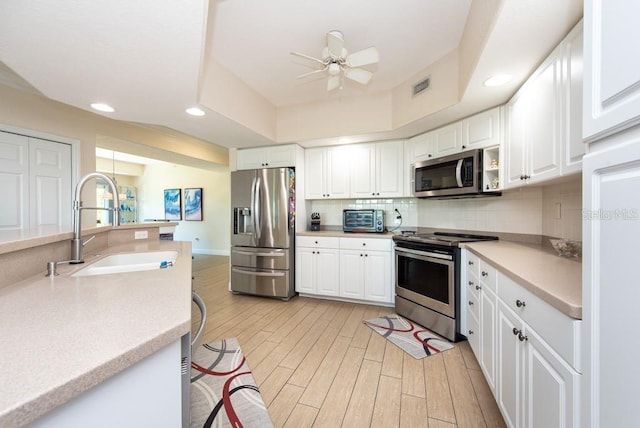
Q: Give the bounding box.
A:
[0,223,179,255]
[297,230,395,239]
[0,239,192,427]
[461,240,582,319]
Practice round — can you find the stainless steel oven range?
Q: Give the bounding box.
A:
[393,232,498,342]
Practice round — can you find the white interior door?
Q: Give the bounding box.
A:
[29,137,72,228]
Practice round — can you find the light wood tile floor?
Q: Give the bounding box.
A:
[191,255,506,428]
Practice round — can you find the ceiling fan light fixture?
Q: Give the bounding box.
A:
[90,103,114,113]
[328,62,341,76]
[484,74,512,87]
[186,107,206,117]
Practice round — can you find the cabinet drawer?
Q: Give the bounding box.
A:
[467,311,480,356]
[339,237,391,251]
[467,288,480,321]
[498,272,581,371]
[467,270,481,299]
[466,251,480,276]
[479,259,497,292]
[297,236,340,248]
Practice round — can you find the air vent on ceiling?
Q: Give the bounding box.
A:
[413,76,431,97]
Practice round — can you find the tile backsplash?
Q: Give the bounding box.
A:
[308,175,582,239]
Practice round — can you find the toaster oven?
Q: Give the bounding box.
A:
[342,209,385,233]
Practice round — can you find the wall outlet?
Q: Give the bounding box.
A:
[134,230,148,240]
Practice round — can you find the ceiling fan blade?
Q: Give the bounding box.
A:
[326,30,344,59]
[327,75,341,91]
[290,51,325,65]
[296,68,326,79]
[344,68,373,85]
[346,47,379,67]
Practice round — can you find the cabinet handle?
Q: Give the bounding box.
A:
[512,327,519,336]
[518,332,528,342]
[468,301,474,306]
[516,299,526,308]
[468,330,474,335]
[481,271,488,277]
[475,285,482,290]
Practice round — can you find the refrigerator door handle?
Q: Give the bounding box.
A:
[231,267,285,277]
[232,249,285,257]
[250,175,260,241]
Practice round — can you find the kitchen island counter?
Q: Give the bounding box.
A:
[461,240,582,319]
[0,239,191,427]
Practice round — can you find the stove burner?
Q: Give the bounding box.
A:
[393,231,498,247]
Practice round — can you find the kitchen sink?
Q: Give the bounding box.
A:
[72,250,178,277]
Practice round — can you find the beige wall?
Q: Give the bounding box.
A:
[0,84,228,231]
[134,163,230,255]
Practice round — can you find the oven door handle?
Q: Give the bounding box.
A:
[395,247,453,261]
[455,158,464,187]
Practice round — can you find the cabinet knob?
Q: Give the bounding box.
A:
[365,254,368,257]
[462,145,466,149]
[481,271,488,277]
[312,251,316,254]
[475,285,482,290]
[315,241,318,244]
[468,301,474,306]
[468,261,474,266]
[376,192,380,196]
[516,299,526,308]
[360,254,363,257]
[512,327,519,336]
[428,154,432,158]
[468,280,474,286]
[468,330,474,335]
[327,194,330,197]
[372,192,375,196]
[518,332,528,342]
[362,243,366,246]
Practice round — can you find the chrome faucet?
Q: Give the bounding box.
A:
[70,172,120,263]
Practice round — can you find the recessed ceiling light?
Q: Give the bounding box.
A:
[90,103,115,112]
[483,74,512,87]
[186,107,205,117]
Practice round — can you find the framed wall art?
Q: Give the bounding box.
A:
[184,187,203,221]
[164,188,182,220]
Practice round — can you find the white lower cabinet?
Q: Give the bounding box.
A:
[464,250,581,428]
[296,236,393,305]
[295,237,340,296]
[498,300,579,428]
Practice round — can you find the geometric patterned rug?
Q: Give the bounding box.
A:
[363,314,454,360]
[190,337,273,428]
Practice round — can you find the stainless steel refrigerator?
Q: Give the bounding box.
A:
[230,168,296,300]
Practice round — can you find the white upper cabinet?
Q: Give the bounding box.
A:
[431,121,464,158]
[563,25,585,174]
[462,107,502,151]
[350,140,404,198]
[305,146,350,199]
[236,144,297,170]
[407,107,503,166]
[505,21,583,189]
[583,0,640,142]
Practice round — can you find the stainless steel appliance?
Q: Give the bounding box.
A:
[343,209,385,233]
[412,149,501,199]
[230,168,296,300]
[393,231,498,341]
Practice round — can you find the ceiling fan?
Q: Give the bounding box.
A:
[291,30,380,91]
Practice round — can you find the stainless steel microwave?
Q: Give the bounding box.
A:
[343,209,385,233]
[412,149,500,199]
